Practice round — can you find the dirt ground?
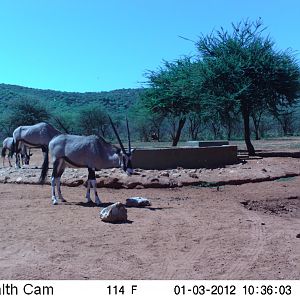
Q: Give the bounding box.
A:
[0,144,300,279]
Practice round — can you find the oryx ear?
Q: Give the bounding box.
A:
[130,148,136,155]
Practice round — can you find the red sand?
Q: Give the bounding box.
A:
[0,155,299,279]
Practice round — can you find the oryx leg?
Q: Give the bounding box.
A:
[51,159,66,205]
[85,179,92,203]
[51,176,58,205]
[21,152,24,166]
[8,150,12,167]
[88,168,101,205]
[41,145,49,170]
[15,153,21,168]
[56,160,66,202]
[2,147,7,167]
[15,140,21,168]
[51,159,59,205]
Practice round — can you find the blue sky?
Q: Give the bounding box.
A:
[1,0,300,92]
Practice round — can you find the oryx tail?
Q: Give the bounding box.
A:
[1,147,6,158]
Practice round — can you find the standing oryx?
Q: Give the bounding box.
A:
[1,137,32,167]
[40,118,134,205]
[12,122,61,181]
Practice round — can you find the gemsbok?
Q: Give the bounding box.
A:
[2,137,32,167]
[40,118,134,205]
[12,122,61,181]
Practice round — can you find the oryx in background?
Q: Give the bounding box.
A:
[40,118,134,205]
[2,137,14,167]
[13,122,61,181]
[1,137,32,167]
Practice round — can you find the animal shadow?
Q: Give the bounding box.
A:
[103,219,134,225]
[75,201,115,208]
[125,205,165,211]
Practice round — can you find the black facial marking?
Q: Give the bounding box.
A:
[127,159,132,169]
[122,157,126,171]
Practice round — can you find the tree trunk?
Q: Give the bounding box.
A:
[225,119,232,140]
[242,110,256,155]
[211,122,217,139]
[251,116,260,140]
[188,115,200,140]
[172,117,186,146]
[227,127,231,140]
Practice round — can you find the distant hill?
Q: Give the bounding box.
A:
[0,83,143,113]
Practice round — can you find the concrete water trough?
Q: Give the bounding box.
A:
[132,145,238,170]
[186,140,229,147]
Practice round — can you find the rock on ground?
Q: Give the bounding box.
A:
[99,202,128,223]
[126,197,151,207]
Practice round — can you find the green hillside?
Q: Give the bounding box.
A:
[0,83,143,113]
[1,82,299,143]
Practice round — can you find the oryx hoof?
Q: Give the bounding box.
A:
[60,198,67,203]
[52,197,58,205]
[95,198,101,206]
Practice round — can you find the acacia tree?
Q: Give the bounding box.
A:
[129,101,165,142]
[149,112,165,141]
[197,19,300,154]
[187,111,202,140]
[251,105,266,140]
[0,99,50,136]
[272,105,297,136]
[77,106,109,137]
[143,57,201,146]
[50,112,75,134]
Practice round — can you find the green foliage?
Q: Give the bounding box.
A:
[0,99,50,136]
[128,100,166,142]
[143,57,201,116]
[0,83,142,116]
[76,105,109,137]
[196,19,300,153]
[50,112,77,134]
[142,57,202,145]
[0,83,142,140]
[11,99,50,125]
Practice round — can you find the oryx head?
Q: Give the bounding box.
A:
[22,148,33,165]
[109,116,134,175]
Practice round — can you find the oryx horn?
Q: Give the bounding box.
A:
[126,117,131,153]
[109,116,127,154]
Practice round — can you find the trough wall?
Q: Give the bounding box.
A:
[132,145,238,169]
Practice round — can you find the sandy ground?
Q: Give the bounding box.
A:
[0,146,300,279]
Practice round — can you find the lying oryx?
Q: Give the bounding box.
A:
[40,118,134,205]
[13,122,61,181]
[1,137,32,167]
